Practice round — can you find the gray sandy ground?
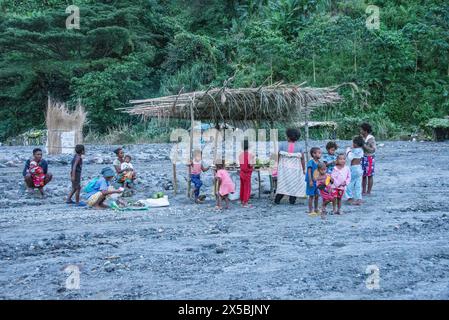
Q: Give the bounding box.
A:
[0,141,449,300]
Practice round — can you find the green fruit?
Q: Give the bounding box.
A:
[152,193,158,199]
[157,192,164,198]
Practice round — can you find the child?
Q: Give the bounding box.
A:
[305,147,322,216]
[29,161,45,195]
[345,136,365,205]
[189,149,209,203]
[214,162,235,210]
[314,162,336,217]
[120,155,135,189]
[323,141,338,173]
[331,154,351,214]
[239,140,255,208]
[360,123,376,195]
[67,144,86,206]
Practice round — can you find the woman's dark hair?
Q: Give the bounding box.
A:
[113,147,123,156]
[353,135,365,147]
[215,162,224,170]
[310,147,321,157]
[325,141,338,151]
[360,122,373,134]
[33,148,42,154]
[75,144,85,154]
[243,139,249,151]
[286,128,300,142]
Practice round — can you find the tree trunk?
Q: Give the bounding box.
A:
[312,54,316,83]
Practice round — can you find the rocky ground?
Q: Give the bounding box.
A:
[1,140,449,300]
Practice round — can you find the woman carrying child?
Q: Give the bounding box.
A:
[113,147,136,188]
[345,136,365,206]
[360,123,376,195]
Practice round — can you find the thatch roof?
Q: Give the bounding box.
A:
[125,82,351,124]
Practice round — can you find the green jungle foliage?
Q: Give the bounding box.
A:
[1,0,448,141]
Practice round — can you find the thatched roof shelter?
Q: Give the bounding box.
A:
[125,82,353,196]
[125,82,348,124]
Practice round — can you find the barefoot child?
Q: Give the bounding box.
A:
[215,163,235,210]
[360,123,376,195]
[345,136,364,206]
[239,140,255,208]
[323,141,338,173]
[314,162,336,217]
[331,154,351,214]
[67,144,86,206]
[305,147,321,216]
[189,149,209,203]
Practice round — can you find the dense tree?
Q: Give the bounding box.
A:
[0,0,448,140]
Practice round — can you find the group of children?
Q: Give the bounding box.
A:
[189,140,254,210]
[189,123,376,215]
[305,123,376,218]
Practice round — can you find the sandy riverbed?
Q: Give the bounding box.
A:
[0,140,448,299]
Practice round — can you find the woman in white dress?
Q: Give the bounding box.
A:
[274,128,306,204]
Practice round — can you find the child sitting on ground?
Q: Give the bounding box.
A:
[331,153,351,214]
[314,162,336,218]
[323,141,338,173]
[345,136,365,206]
[189,149,209,203]
[305,147,322,216]
[214,162,235,210]
[120,155,135,189]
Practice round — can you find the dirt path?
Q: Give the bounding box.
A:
[1,141,448,299]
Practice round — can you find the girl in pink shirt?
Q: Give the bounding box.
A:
[215,163,235,210]
[331,154,351,214]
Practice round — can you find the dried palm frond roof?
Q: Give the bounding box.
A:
[124,82,357,124]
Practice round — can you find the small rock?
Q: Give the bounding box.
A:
[331,242,346,248]
[104,261,115,272]
[215,247,225,254]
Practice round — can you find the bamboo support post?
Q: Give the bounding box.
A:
[304,102,309,163]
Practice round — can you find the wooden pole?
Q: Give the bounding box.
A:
[187,95,195,198]
[172,142,178,195]
[304,102,309,163]
[213,123,219,198]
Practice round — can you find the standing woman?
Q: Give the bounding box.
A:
[274,128,306,204]
[360,123,376,195]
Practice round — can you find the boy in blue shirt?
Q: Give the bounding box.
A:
[305,147,322,216]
